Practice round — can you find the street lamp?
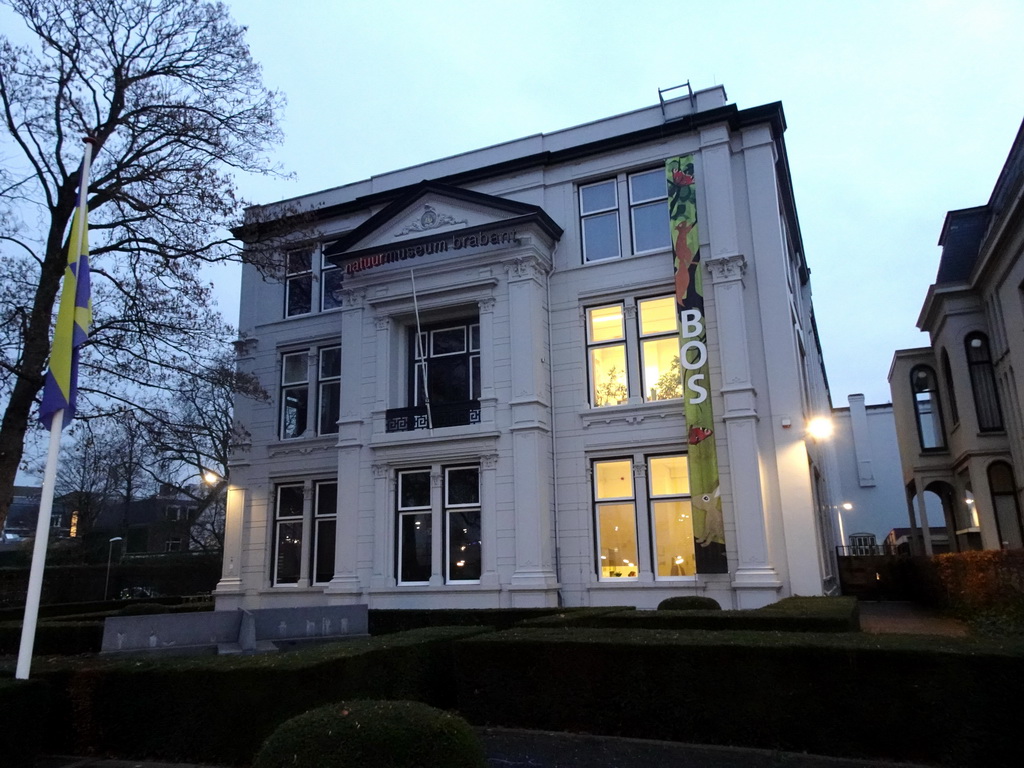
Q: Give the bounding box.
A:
[105,536,123,601]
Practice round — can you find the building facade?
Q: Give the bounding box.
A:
[889,118,1024,555]
[217,86,839,612]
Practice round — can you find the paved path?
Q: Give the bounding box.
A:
[858,600,969,636]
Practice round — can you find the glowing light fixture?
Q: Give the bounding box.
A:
[807,416,834,440]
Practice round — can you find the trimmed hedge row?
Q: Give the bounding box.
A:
[28,626,487,765]
[0,677,49,767]
[454,627,1024,767]
[368,607,587,635]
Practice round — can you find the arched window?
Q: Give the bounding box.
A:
[941,349,959,425]
[910,365,946,450]
[965,333,1003,431]
[988,462,1023,549]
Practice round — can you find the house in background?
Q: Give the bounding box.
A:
[219,84,842,613]
[830,395,910,548]
[889,117,1024,555]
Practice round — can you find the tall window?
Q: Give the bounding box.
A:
[580,179,620,262]
[321,250,344,311]
[586,295,681,407]
[318,346,341,435]
[272,480,337,586]
[397,469,432,584]
[313,481,338,584]
[629,169,670,254]
[649,455,695,577]
[396,464,482,585]
[284,248,313,317]
[941,349,959,425]
[445,466,481,582]
[587,304,628,406]
[593,454,695,580]
[411,319,480,407]
[280,351,309,439]
[273,483,304,585]
[965,333,1004,431]
[594,459,638,579]
[910,365,945,450]
[989,462,1023,549]
[638,296,681,400]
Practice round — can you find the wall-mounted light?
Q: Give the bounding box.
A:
[807,416,834,441]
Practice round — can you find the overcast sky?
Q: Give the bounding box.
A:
[215,0,1022,407]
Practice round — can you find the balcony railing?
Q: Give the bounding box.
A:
[385,401,481,433]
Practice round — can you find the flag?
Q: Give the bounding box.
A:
[39,198,92,430]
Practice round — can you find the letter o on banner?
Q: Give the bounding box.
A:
[680,340,708,370]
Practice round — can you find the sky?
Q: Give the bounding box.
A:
[208,0,1024,407]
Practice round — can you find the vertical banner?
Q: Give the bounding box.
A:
[666,156,727,573]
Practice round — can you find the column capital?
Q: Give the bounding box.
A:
[706,254,747,283]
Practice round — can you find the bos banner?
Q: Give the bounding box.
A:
[666,156,727,573]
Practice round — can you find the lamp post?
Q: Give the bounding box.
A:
[105,536,123,601]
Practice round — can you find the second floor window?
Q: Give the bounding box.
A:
[285,248,313,317]
[965,332,1003,432]
[910,365,945,450]
[280,351,309,440]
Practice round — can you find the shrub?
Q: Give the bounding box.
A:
[657,595,721,611]
[252,699,485,768]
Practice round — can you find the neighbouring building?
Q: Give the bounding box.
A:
[218,85,841,612]
[831,395,917,547]
[889,117,1024,555]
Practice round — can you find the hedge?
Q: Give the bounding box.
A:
[454,627,1024,767]
[26,626,487,764]
[0,678,49,767]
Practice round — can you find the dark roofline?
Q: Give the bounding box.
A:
[235,101,794,243]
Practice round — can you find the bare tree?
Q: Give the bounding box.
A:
[0,0,287,531]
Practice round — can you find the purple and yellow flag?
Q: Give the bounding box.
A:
[39,199,92,430]
[667,156,727,573]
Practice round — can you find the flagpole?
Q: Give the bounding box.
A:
[15,137,95,680]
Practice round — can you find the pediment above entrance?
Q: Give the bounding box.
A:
[322,182,562,271]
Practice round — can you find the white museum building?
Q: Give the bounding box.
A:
[215,85,840,612]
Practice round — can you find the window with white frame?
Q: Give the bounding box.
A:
[321,249,344,312]
[272,480,338,586]
[629,169,670,254]
[580,169,671,264]
[164,538,182,552]
[585,295,681,407]
[313,481,338,584]
[284,248,313,317]
[396,464,481,585]
[280,351,310,439]
[593,453,695,581]
[318,346,341,435]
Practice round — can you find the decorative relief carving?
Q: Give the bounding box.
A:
[481,453,499,470]
[706,254,747,282]
[268,443,334,459]
[478,297,496,314]
[232,337,258,356]
[504,257,542,280]
[395,204,468,236]
[430,472,443,488]
[341,288,366,307]
[632,462,647,479]
[623,304,637,320]
[371,463,390,479]
[375,316,391,331]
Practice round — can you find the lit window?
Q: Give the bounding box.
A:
[638,296,681,401]
[594,459,638,579]
[649,455,695,577]
[586,304,628,406]
[586,295,681,407]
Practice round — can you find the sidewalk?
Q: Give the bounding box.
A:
[857,600,969,636]
[36,728,935,768]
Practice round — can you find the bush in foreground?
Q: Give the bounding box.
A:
[253,699,485,768]
[657,595,721,611]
